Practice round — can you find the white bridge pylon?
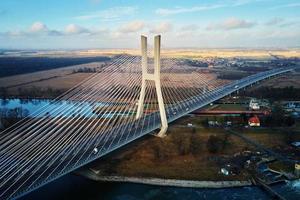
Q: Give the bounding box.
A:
[136,35,168,137]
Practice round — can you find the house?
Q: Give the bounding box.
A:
[291,142,300,148]
[249,99,260,110]
[187,123,193,127]
[295,163,300,177]
[248,115,260,127]
[208,121,220,127]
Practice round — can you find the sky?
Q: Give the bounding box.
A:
[0,0,300,49]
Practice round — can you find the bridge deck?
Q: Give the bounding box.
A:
[0,66,293,200]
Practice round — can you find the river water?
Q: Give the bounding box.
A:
[1,99,299,200]
[0,98,128,118]
[18,173,300,200]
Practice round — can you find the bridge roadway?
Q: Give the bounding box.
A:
[1,67,294,200]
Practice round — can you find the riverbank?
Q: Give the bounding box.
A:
[76,169,252,189]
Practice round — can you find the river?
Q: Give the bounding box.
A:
[18,173,300,200]
[0,98,128,118]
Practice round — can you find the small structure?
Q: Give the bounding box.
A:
[282,101,300,112]
[221,168,229,176]
[187,123,193,127]
[248,115,260,127]
[226,121,232,126]
[291,141,300,148]
[249,99,260,110]
[295,163,300,177]
[208,121,220,127]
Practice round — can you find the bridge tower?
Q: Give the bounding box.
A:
[136,35,168,137]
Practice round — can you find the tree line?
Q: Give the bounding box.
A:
[0,86,66,99]
[152,130,231,160]
[240,86,300,101]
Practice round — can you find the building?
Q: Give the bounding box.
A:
[291,141,300,148]
[295,163,300,177]
[248,115,260,127]
[249,99,260,110]
[283,101,300,112]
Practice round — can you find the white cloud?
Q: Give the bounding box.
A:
[265,17,284,26]
[65,24,90,34]
[207,18,256,30]
[155,0,269,16]
[232,0,269,6]
[75,6,138,21]
[150,22,173,33]
[155,4,225,16]
[270,2,300,10]
[119,21,145,33]
[180,24,199,31]
[29,22,48,33]
[7,30,23,37]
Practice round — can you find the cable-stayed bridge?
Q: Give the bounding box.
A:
[0,35,295,199]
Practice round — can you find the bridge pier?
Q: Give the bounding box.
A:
[136,35,168,138]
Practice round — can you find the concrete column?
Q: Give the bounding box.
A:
[154,35,168,137]
[135,36,147,119]
[135,35,168,138]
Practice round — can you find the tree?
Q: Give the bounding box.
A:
[285,116,295,127]
[190,134,202,155]
[0,87,8,99]
[284,131,295,144]
[206,135,224,153]
[171,133,191,155]
[191,127,197,134]
[272,103,285,126]
[152,139,173,160]
[179,137,191,155]
[201,118,209,128]
[222,134,231,148]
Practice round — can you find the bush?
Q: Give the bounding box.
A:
[262,104,295,127]
[190,134,202,155]
[207,134,231,153]
[240,86,300,101]
[206,135,224,153]
[152,138,174,160]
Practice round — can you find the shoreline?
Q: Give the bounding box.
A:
[76,169,252,189]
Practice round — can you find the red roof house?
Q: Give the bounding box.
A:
[248,115,260,127]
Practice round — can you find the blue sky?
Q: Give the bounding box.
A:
[0,0,300,49]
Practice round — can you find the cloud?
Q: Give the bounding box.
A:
[279,21,300,28]
[264,18,300,28]
[180,24,199,31]
[119,21,145,33]
[6,30,24,37]
[155,0,269,16]
[207,18,256,30]
[150,22,173,33]
[232,0,270,6]
[75,6,138,21]
[2,22,92,38]
[29,22,48,33]
[65,24,90,34]
[155,4,225,16]
[270,2,300,10]
[265,17,284,26]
